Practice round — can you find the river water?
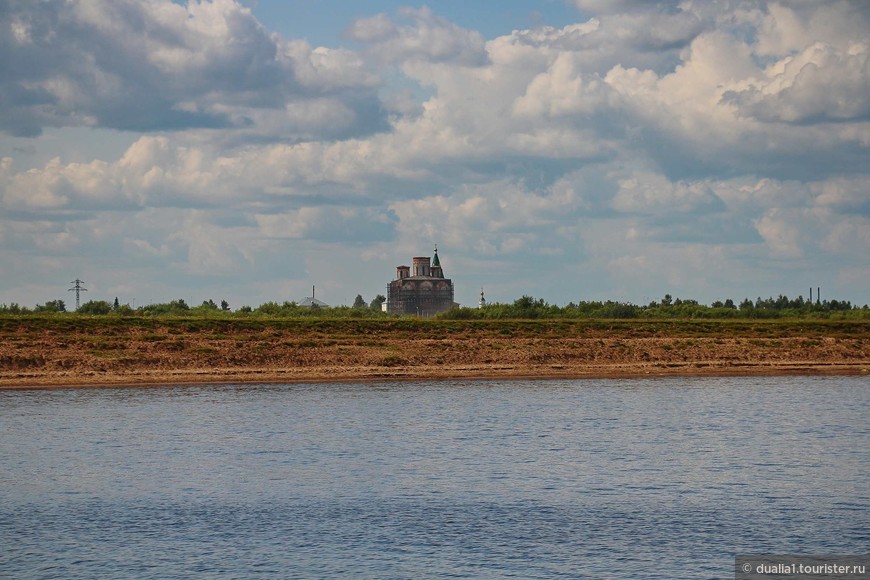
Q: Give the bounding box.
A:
[1,376,868,579]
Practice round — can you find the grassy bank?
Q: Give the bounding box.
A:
[3,316,867,388]
[2,315,869,337]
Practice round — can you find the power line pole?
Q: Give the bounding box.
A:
[68,279,87,311]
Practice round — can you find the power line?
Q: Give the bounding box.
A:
[68,279,87,311]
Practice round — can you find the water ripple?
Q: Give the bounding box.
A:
[1,376,868,578]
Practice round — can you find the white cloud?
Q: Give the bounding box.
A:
[512,52,608,118]
[754,208,805,258]
[813,176,870,212]
[612,172,724,214]
[752,200,870,261]
[5,158,76,210]
[1,1,869,307]
[821,213,870,254]
[347,7,487,66]
[754,1,870,56]
[345,13,396,43]
[603,30,762,148]
[254,207,395,243]
[724,41,870,124]
[282,41,379,91]
[170,211,256,275]
[572,0,682,14]
[715,178,807,208]
[0,0,385,138]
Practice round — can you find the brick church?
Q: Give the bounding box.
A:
[386,247,455,316]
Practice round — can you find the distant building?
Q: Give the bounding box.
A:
[298,286,329,308]
[479,288,486,309]
[387,248,455,316]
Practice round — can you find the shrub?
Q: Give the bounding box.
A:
[77,300,113,315]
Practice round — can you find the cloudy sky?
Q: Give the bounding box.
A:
[1,0,868,309]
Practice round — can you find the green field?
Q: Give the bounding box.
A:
[2,315,868,340]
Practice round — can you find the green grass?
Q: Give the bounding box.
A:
[1,315,869,341]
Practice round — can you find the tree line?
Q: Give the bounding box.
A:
[442,294,866,320]
[0,292,866,319]
[0,294,389,318]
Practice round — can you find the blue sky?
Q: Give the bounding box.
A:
[1,0,868,309]
[248,0,580,46]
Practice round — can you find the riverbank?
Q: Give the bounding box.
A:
[1,318,868,389]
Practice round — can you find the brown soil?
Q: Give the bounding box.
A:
[1,319,868,389]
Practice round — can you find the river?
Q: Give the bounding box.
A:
[1,376,868,578]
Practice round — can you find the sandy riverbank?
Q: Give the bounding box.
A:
[1,318,867,389]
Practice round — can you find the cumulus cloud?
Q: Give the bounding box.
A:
[1,0,869,307]
[723,41,870,124]
[346,7,487,66]
[512,52,609,118]
[612,172,725,215]
[0,0,384,138]
[255,207,396,243]
[389,177,593,263]
[572,0,683,14]
[753,1,870,56]
[813,176,870,214]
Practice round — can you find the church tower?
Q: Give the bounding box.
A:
[430,246,443,278]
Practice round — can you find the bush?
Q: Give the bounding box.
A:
[34,300,66,313]
[77,300,113,315]
[437,306,479,320]
[139,299,192,316]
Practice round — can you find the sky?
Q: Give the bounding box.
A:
[1,0,868,309]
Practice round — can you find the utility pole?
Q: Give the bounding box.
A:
[68,279,87,311]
